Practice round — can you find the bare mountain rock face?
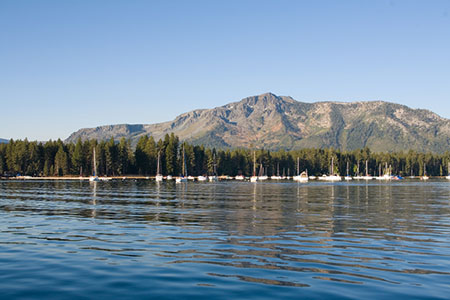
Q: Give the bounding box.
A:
[66,93,450,152]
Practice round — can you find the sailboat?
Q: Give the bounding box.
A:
[293,157,308,182]
[376,162,391,180]
[409,166,415,179]
[209,152,218,182]
[319,157,341,181]
[198,175,207,181]
[258,162,268,180]
[250,151,258,182]
[155,151,163,182]
[176,146,188,183]
[421,162,429,180]
[353,161,364,179]
[89,148,99,182]
[384,163,392,180]
[362,160,373,180]
[271,162,282,180]
[235,174,245,180]
[344,161,352,181]
[446,162,450,180]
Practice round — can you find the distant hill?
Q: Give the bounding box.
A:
[0,138,8,144]
[66,93,450,153]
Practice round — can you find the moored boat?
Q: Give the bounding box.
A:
[89,148,99,182]
[155,151,163,182]
[344,161,352,181]
[176,145,188,183]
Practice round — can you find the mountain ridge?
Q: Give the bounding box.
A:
[66,93,450,153]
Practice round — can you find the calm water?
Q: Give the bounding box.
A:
[0,180,449,299]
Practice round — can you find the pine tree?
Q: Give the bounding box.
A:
[165,133,178,175]
[144,136,157,175]
[72,138,85,175]
[54,144,69,176]
[135,136,149,175]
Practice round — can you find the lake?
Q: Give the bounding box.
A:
[1,180,449,299]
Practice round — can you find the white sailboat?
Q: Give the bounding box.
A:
[362,160,373,180]
[155,150,163,182]
[250,151,258,182]
[446,162,450,180]
[293,157,308,182]
[353,161,364,179]
[176,146,187,183]
[344,161,352,181]
[376,162,392,180]
[258,164,268,180]
[89,148,99,182]
[209,152,218,182]
[271,162,282,180]
[421,162,429,180]
[319,157,341,181]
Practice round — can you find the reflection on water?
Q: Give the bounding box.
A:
[0,180,450,299]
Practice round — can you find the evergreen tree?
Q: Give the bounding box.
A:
[135,136,149,175]
[54,144,69,176]
[72,138,85,175]
[165,133,179,175]
[144,136,157,175]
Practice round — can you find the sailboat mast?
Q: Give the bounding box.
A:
[253,151,256,176]
[157,151,161,175]
[331,157,334,175]
[181,146,186,177]
[213,152,217,176]
[93,148,97,176]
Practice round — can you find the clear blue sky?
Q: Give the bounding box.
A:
[1,0,449,141]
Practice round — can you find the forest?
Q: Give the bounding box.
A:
[1,133,449,177]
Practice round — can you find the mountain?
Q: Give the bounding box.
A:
[0,138,8,144]
[66,93,450,152]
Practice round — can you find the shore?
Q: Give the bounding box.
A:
[2,175,449,181]
[2,176,152,180]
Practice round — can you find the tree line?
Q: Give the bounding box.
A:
[1,134,450,177]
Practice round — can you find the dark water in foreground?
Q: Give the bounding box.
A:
[0,180,449,299]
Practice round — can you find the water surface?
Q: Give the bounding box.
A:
[1,180,449,299]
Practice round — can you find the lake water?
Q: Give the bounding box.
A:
[0,180,449,299]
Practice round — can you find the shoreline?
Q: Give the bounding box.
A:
[2,176,152,180]
[2,176,449,181]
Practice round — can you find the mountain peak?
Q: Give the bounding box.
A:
[240,92,283,105]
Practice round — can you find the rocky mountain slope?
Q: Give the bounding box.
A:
[66,93,450,152]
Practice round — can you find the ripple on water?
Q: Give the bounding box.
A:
[0,180,450,299]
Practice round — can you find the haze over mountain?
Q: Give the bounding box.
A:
[66,93,450,153]
[0,138,8,144]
